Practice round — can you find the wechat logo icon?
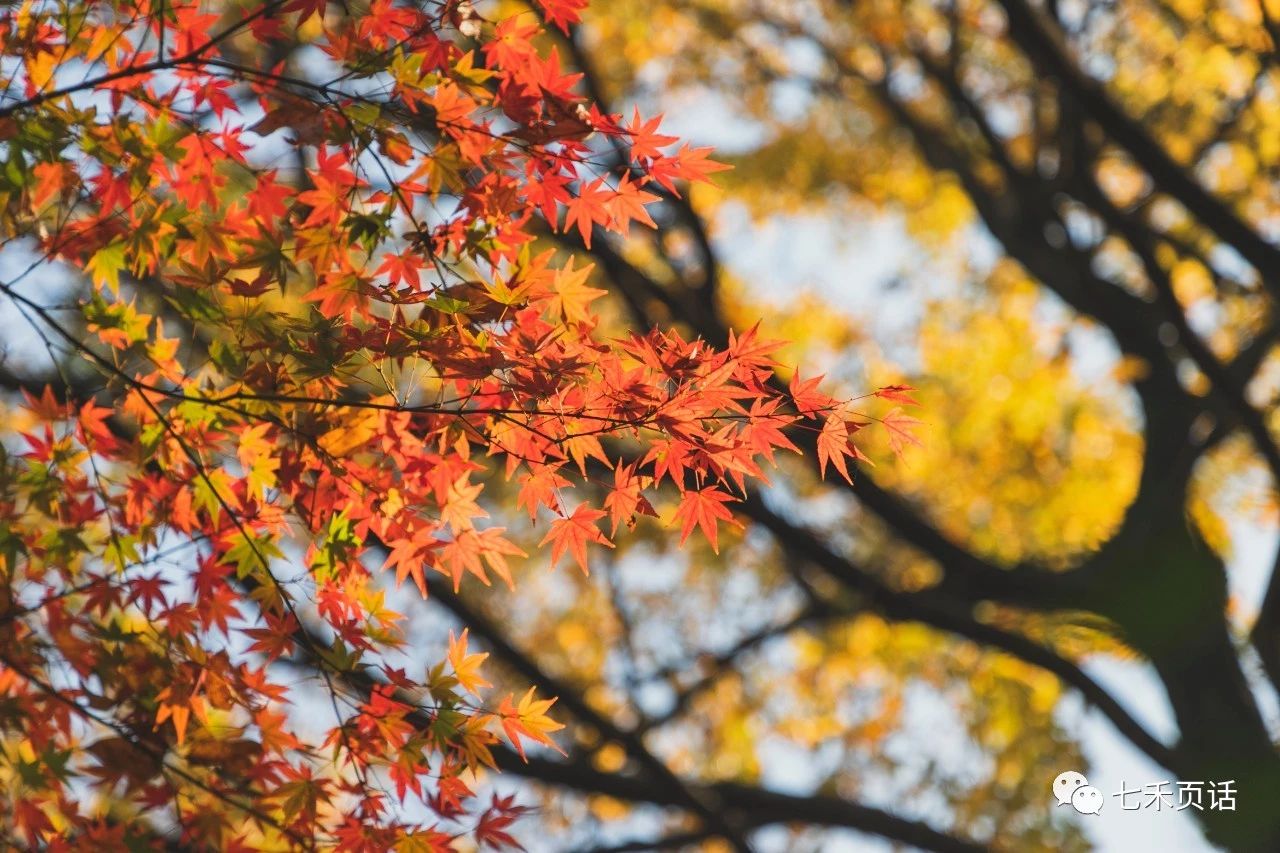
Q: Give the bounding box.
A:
[1054,770,1103,815]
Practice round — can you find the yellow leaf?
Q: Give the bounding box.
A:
[317,407,380,457]
[448,629,491,695]
[26,51,56,91]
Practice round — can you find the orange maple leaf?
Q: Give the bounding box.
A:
[539,504,612,574]
[448,629,491,696]
[874,384,922,407]
[562,178,612,249]
[816,414,856,484]
[547,257,605,324]
[675,486,740,553]
[498,687,565,760]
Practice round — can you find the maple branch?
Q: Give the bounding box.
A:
[290,618,988,853]
[0,0,292,120]
[553,17,1104,618]
[554,172,1051,613]
[554,20,722,301]
[0,651,311,847]
[0,277,807,445]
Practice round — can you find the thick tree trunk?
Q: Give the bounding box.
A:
[1087,517,1280,851]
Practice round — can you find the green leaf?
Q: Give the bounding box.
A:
[86,241,127,293]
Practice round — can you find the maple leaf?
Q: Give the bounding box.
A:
[441,475,488,532]
[13,798,53,842]
[536,0,590,34]
[129,573,169,614]
[375,250,425,287]
[498,687,566,760]
[742,398,800,464]
[728,322,788,366]
[675,486,740,553]
[607,173,659,232]
[286,0,330,24]
[306,273,374,322]
[316,407,381,458]
[154,688,206,747]
[562,178,612,249]
[648,143,731,194]
[789,371,836,418]
[539,504,612,574]
[77,400,120,451]
[517,464,570,521]
[236,422,280,497]
[250,96,330,145]
[448,629,492,695]
[547,257,605,324]
[477,528,527,591]
[524,163,574,225]
[433,773,475,817]
[243,613,299,663]
[21,385,65,421]
[360,0,419,44]
[30,160,68,209]
[874,384,922,407]
[476,798,526,850]
[625,107,679,162]
[298,175,353,228]
[882,407,924,456]
[604,461,657,534]
[85,241,127,292]
[385,534,439,598]
[816,414,856,484]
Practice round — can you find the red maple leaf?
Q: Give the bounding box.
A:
[539,504,612,573]
[675,486,740,553]
[562,177,613,249]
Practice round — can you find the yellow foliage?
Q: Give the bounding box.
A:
[864,268,1143,566]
